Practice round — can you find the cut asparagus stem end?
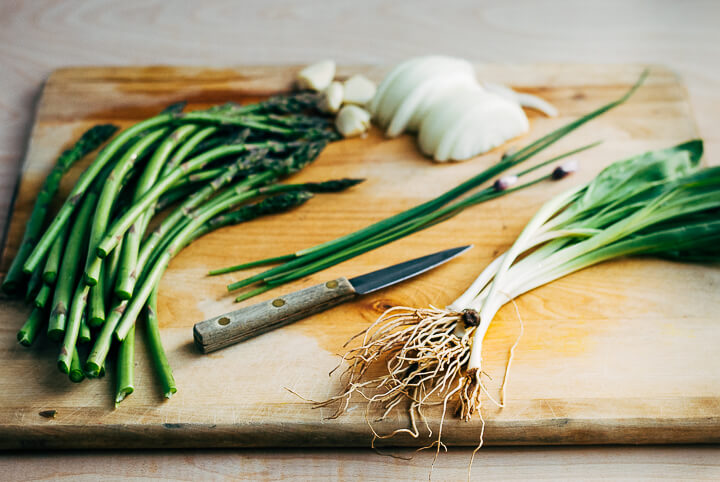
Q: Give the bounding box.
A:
[88,316,105,328]
[1,280,19,294]
[69,369,85,383]
[165,388,177,399]
[57,360,70,374]
[114,288,132,300]
[84,361,102,378]
[47,327,65,343]
[115,388,133,405]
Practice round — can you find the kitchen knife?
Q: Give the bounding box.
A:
[193,245,472,353]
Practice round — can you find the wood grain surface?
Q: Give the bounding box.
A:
[1,63,719,452]
[2,0,719,479]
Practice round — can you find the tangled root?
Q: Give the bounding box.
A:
[315,306,481,435]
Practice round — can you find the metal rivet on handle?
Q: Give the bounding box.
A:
[272,298,285,307]
[218,316,230,326]
[325,280,339,289]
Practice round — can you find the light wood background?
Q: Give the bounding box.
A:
[1,0,719,479]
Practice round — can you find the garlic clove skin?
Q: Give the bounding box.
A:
[342,75,377,106]
[297,60,336,92]
[335,105,371,138]
[320,81,344,113]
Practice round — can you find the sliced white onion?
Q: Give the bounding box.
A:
[371,56,475,131]
[484,82,558,117]
[448,94,529,161]
[386,72,476,137]
[416,85,478,158]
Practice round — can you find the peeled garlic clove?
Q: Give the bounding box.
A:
[335,105,371,138]
[342,74,377,106]
[320,81,344,113]
[297,60,336,91]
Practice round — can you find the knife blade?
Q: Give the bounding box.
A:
[193,245,472,353]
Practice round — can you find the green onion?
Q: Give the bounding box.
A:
[319,139,718,431]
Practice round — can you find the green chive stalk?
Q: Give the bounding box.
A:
[221,73,646,296]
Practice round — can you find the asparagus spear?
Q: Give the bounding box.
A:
[42,222,71,284]
[2,124,118,293]
[47,185,100,341]
[145,288,176,399]
[68,347,85,383]
[23,115,175,276]
[114,142,327,340]
[84,128,171,286]
[115,325,135,405]
[33,283,52,309]
[58,282,90,373]
[17,307,46,347]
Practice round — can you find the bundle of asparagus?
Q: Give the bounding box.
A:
[4,92,361,403]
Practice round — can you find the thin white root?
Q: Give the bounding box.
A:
[312,302,524,475]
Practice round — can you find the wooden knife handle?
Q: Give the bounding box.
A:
[193,277,357,353]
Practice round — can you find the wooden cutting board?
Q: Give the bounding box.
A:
[1,64,718,449]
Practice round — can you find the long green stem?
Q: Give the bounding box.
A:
[79,314,92,344]
[115,325,135,405]
[34,283,52,309]
[47,187,99,341]
[84,128,170,285]
[58,282,90,373]
[23,115,173,275]
[17,307,45,346]
[42,222,71,284]
[85,299,127,376]
[3,124,118,293]
[145,288,177,398]
[69,347,85,383]
[114,125,200,300]
[115,187,266,340]
[95,142,261,259]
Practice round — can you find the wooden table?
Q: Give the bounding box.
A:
[1,0,719,479]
